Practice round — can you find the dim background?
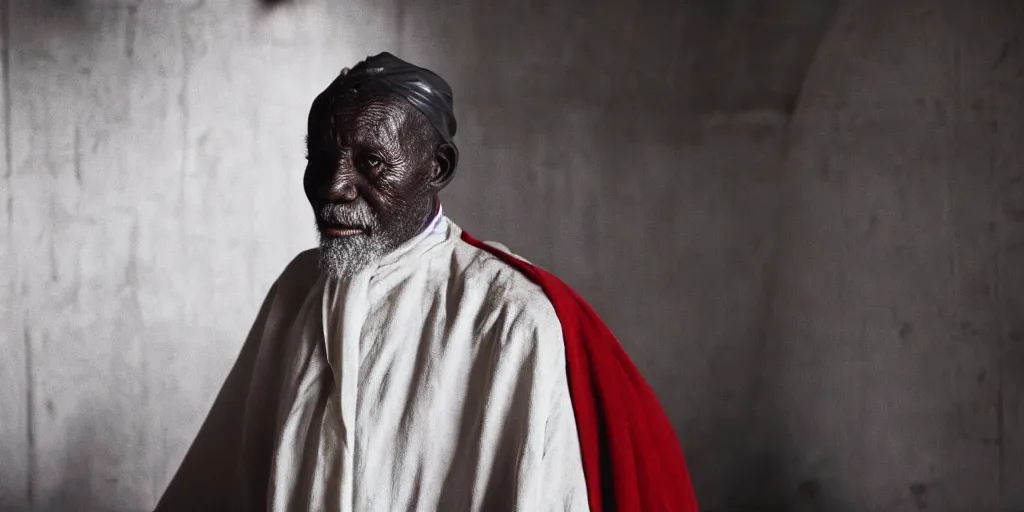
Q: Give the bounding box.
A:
[1,0,1022,510]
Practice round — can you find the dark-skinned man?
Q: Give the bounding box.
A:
[156,53,699,512]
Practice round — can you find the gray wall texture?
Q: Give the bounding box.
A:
[1,0,1022,510]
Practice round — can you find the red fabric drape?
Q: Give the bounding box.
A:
[461,233,700,512]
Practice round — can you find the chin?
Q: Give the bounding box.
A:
[317,233,389,279]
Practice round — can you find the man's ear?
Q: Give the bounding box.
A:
[431,143,458,190]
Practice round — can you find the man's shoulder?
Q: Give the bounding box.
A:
[273,248,321,295]
[282,248,320,273]
[450,237,559,331]
[448,237,571,372]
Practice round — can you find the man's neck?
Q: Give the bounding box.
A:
[421,196,441,231]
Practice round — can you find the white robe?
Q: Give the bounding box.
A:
[156,213,590,512]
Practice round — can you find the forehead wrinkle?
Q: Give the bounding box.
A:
[310,91,419,155]
[349,111,407,155]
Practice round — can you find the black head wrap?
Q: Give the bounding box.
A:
[337,52,457,145]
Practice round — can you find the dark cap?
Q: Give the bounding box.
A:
[337,52,457,145]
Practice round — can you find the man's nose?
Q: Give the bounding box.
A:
[321,169,359,203]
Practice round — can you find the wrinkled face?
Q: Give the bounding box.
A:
[304,88,451,279]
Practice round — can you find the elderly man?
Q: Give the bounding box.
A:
[156,53,698,512]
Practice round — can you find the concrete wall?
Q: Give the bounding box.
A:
[762,1,1024,510]
[1,0,1021,510]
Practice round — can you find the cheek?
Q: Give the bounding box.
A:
[369,165,431,214]
[302,166,315,202]
[368,175,409,211]
[378,162,418,194]
[303,164,328,208]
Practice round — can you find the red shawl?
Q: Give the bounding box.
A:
[461,233,699,512]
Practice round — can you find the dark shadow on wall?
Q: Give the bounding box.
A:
[698,1,844,510]
[0,494,28,512]
[692,0,846,115]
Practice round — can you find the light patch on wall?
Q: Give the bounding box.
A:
[251,0,327,46]
[85,0,202,6]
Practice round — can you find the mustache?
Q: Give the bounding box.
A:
[317,203,378,231]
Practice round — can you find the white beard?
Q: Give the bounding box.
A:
[314,197,435,280]
[317,232,392,280]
